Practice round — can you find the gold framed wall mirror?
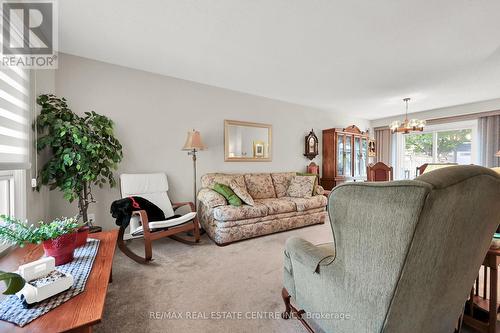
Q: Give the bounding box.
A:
[224,120,272,162]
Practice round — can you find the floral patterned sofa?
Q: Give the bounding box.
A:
[197,172,327,245]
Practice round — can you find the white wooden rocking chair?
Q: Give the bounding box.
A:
[118,173,200,263]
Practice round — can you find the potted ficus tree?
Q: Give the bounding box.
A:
[0,215,81,265]
[35,94,123,235]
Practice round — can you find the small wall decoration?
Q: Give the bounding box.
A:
[304,129,319,160]
[368,139,376,157]
[253,141,265,158]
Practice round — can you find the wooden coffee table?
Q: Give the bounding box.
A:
[0,230,118,333]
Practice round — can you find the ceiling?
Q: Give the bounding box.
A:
[59,0,500,120]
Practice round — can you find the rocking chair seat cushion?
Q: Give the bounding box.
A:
[131,212,197,236]
[121,173,175,218]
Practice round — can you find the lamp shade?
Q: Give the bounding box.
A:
[496,150,500,157]
[182,130,206,150]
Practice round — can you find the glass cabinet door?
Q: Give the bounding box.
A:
[361,138,367,177]
[345,135,352,177]
[354,137,361,177]
[337,134,344,176]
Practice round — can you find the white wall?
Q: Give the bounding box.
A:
[49,54,369,229]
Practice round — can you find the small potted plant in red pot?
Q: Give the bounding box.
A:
[75,224,90,248]
[37,217,81,265]
[0,215,81,266]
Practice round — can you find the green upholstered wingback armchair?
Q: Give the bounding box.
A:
[282,165,500,333]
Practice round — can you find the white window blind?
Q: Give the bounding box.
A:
[0,67,30,170]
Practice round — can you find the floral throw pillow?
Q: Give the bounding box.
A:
[286,175,316,198]
[230,179,254,206]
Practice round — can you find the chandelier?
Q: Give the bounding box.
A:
[389,98,426,134]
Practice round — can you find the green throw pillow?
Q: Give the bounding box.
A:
[213,183,242,206]
[296,172,319,195]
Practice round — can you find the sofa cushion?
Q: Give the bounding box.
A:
[213,183,242,206]
[296,172,319,195]
[230,179,254,206]
[213,202,268,221]
[255,198,297,215]
[210,207,326,228]
[201,173,246,190]
[286,175,316,198]
[284,195,327,212]
[244,173,276,199]
[271,172,296,198]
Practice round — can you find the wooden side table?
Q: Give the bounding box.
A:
[463,247,500,333]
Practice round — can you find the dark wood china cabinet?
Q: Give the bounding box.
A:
[321,125,369,190]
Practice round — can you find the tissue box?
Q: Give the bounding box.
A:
[16,257,73,307]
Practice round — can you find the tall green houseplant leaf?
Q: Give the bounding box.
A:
[36,94,123,224]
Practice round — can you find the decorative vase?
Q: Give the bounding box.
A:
[42,232,77,266]
[75,225,90,248]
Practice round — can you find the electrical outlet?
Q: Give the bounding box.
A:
[88,214,96,225]
[31,178,37,188]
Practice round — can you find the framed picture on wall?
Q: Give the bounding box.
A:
[253,141,265,158]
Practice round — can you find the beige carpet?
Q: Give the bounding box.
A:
[94,222,333,333]
[93,221,490,333]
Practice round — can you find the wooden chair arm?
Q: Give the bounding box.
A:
[132,210,151,235]
[172,201,196,212]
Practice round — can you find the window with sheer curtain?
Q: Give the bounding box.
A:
[395,120,478,179]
